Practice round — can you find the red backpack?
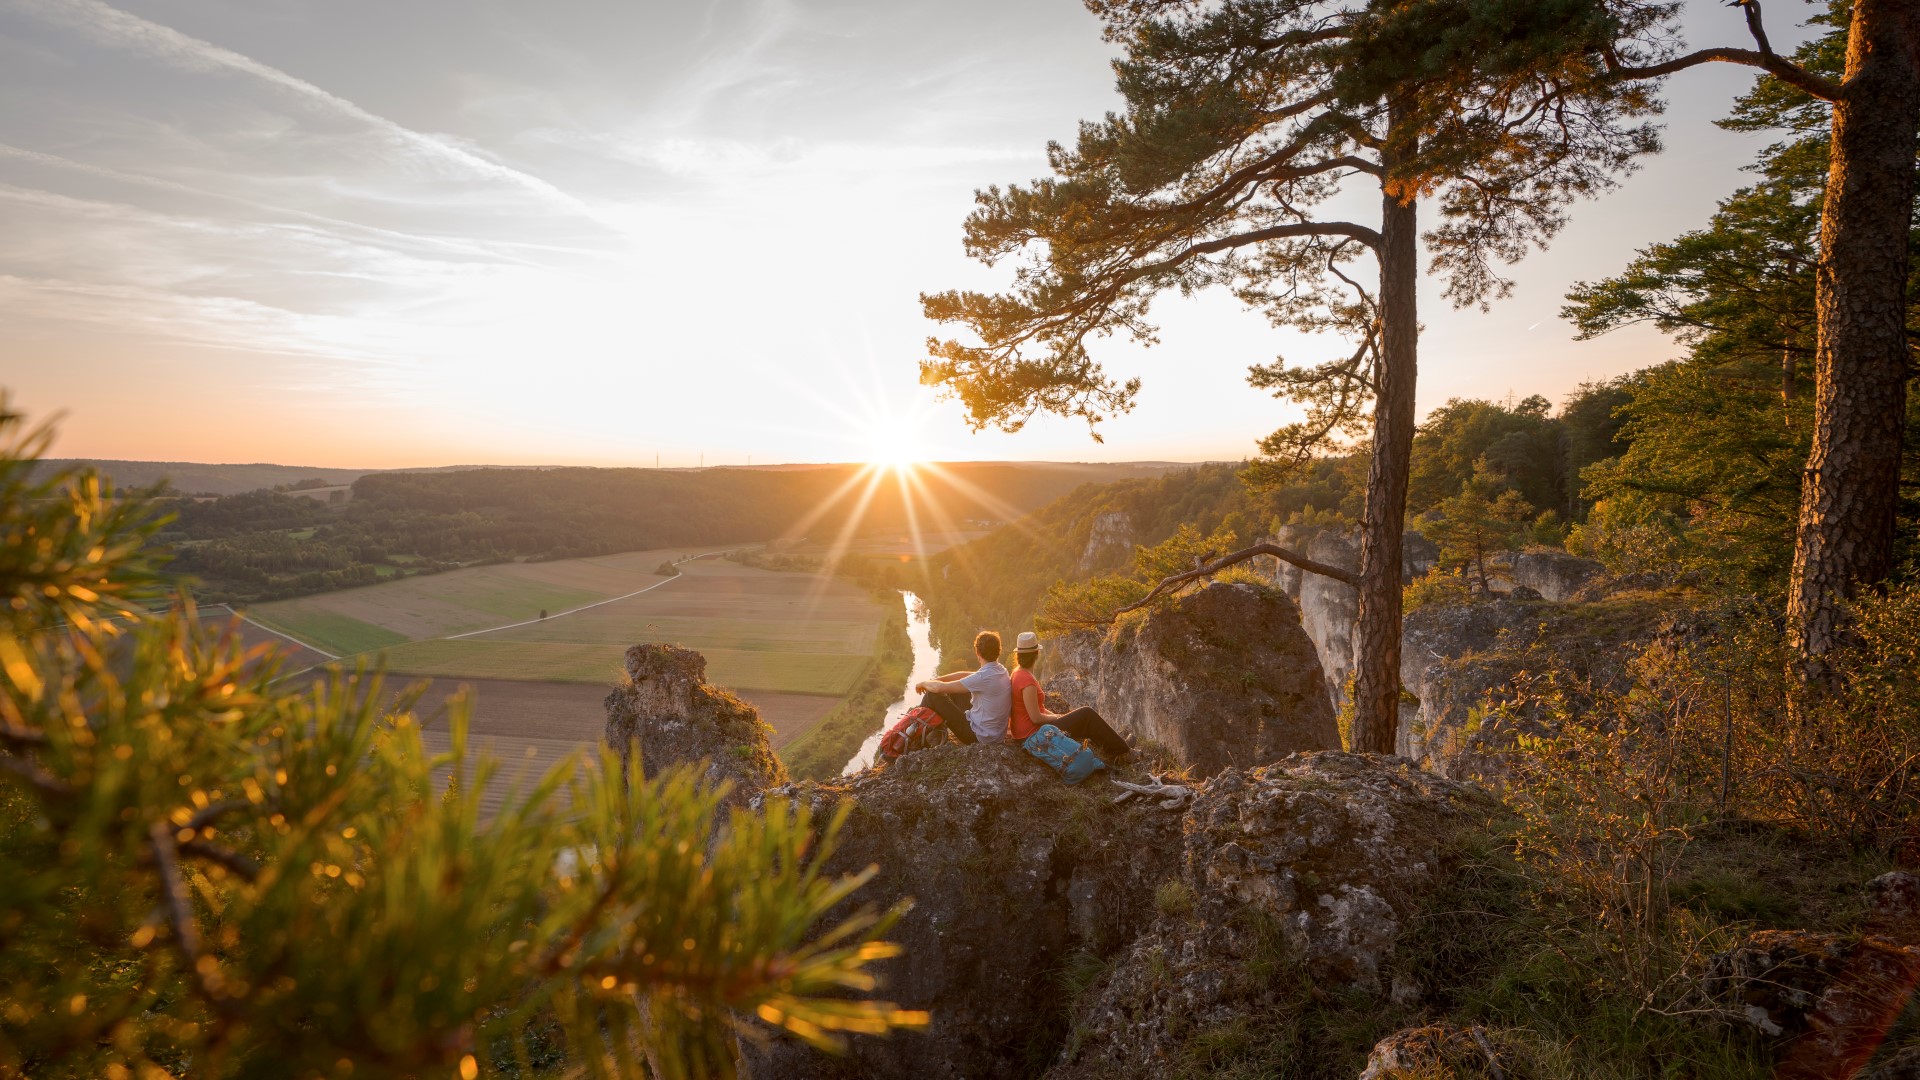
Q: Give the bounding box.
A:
[878,705,948,762]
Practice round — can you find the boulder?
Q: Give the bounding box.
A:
[1358,1024,1510,1080]
[1701,929,1920,1079]
[743,741,1185,1079]
[1870,872,1920,943]
[1052,753,1490,1078]
[1048,581,1340,776]
[602,643,785,809]
[1508,550,1603,602]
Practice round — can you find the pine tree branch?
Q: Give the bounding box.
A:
[179,839,261,882]
[1115,541,1358,619]
[0,752,74,797]
[148,820,203,963]
[1601,0,1842,104]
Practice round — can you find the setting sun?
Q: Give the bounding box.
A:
[867,436,927,472]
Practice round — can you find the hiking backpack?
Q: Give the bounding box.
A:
[1021,724,1106,785]
[878,705,947,762]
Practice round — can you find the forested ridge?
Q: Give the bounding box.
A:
[154,462,1170,602]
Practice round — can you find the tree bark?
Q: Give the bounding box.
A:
[1788,0,1920,675]
[1348,113,1419,755]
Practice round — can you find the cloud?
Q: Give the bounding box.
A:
[4,0,605,223]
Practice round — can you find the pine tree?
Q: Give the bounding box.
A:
[0,399,923,1079]
[920,0,1658,751]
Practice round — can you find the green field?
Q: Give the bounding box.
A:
[376,639,870,695]
[255,554,886,722]
[248,608,407,655]
[248,548,684,650]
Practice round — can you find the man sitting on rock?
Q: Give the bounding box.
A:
[912,630,1012,745]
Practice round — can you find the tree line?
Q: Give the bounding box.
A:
[156,463,1161,602]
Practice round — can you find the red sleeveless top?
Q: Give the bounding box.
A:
[1009,668,1045,740]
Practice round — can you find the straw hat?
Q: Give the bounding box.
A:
[1015,631,1041,652]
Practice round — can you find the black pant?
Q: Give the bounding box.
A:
[919,691,976,744]
[1051,707,1130,761]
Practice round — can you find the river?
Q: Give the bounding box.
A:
[842,590,943,775]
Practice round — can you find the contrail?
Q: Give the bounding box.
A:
[6,0,605,223]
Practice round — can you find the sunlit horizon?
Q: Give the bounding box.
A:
[2,1,1817,469]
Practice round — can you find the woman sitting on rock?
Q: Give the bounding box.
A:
[1008,631,1132,761]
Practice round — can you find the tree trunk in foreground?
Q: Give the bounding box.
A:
[1349,132,1419,755]
[1788,0,1920,675]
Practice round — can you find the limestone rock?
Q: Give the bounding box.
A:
[1265,524,1437,714]
[1398,594,1673,777]
[602,643,785,808]
[1701,929,1920,1078]
[1077,510,1135,573]
[1508,549,1603,602]
[1048,581,1340,776]
[1870,872,1920,943]
[743,741,1184,1080]
[1358,1024,1510,1080]
[1052,753,1490,1077]
[1863,1046,1920,1080]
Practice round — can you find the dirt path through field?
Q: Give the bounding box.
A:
[443,550,731,641]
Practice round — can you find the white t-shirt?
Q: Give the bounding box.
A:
[958,661,1012,743]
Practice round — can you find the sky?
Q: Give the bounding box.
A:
[0,0,1819,468]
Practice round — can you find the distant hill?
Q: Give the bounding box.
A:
[146,459,1200,602]
[29,459,528,496]
[38,458,1191,497]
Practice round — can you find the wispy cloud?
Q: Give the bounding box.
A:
[5,0,605,222]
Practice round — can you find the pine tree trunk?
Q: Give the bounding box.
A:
[1787,0,1920,675]
[1348,119,1419,756]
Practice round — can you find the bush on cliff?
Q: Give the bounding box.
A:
[0,402,923,1080]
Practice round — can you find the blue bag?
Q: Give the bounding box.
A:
[1022,724,1107,785]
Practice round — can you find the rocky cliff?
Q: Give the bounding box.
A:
[1266,523,1438,713]
[1046,581,1341,776]
[743,742,1186,1078]
[1054,754,1489,1078]
[1075,510,1135,573]
[605,624,1499,1078]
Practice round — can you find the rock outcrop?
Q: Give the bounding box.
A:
[1701,929,1920,1079]
[602,643,786,808]
[1508,549,1604,601]
[1397,593,1675,776]
[1048,582,1340,776]
[1052,754,1489,1078]
[743,741,1186,1079]
[1265,523,1438,713]
[1076,510,1135,573]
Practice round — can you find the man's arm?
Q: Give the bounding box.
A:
[915,668,975,694]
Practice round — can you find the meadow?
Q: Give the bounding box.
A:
[248,548,682,653]
[246,550,888,778]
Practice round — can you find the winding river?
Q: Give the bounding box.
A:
[842,590,942,775]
